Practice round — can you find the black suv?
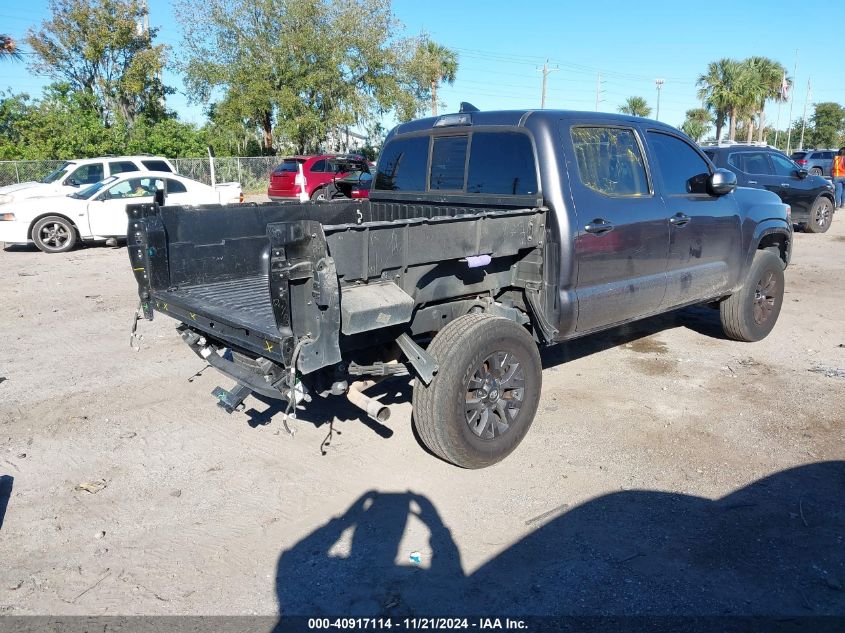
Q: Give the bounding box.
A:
[703,145,835,233]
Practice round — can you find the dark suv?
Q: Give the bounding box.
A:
[703,145,835,233]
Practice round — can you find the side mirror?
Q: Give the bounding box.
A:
[797,168,809,179]
[708,169,736,196]
[66,178,80,187]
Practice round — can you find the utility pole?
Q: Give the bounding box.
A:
[655,79,665,121]
[595,73,605,111]
[537,59,559,109]
[786,49,799,154]
[774,70,788,148]
[799,77,811,151]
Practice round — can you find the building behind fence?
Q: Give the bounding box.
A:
[0,156,282,193]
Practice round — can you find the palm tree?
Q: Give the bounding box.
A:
[697,58,750,141]
[680,107,712,142]
[744,56,789,143]
[415,40,458,116]
[618,96,651,118]
[0,35,22,60]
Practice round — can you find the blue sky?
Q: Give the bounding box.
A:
[1,0,842,133]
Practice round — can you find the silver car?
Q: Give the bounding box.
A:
[791,149,835,177]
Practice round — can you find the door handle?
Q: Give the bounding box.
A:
[748,180,757,184]
[780,183,791,188]
[584,219,614,235]
[668,212,690,227]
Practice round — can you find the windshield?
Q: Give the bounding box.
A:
[69,176,118,199]
[40,162,72,184]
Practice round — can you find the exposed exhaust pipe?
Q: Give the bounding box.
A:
[346,379,391,423]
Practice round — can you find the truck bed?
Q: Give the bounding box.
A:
[155,275,277,339]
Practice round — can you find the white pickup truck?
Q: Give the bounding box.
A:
[0,171,242,253]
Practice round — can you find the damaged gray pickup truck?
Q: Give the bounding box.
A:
[128,105,792,468]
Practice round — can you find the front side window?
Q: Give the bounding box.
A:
[374,136,430,192]
[67,163,104,185]
[103,177,162,200]
[570,127,649,196]
[467,132,537,195]
[430,136,468,190]
[770,153,797,177]
[647,131,710,195]
[729,152,772,175]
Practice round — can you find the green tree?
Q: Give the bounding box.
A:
[743,57,789,144]
[411,37,458,116]
[618,96,651,117]
[697,58,753,141]
[0,35,22,61]
[807,102,845,149]
[177,0,438,154]
[680,107,711,142]
[26,0,170,126]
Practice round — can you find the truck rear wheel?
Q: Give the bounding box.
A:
[412,314,542,468]
[719,250,784,342]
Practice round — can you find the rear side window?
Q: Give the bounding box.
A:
[141,160,172,172]
[274,160,301,173]
[467,132,537,195]
[430,136,468,190]
[310,159,327,173]
[570,127,649,196]
[374,136,430,191]
[729,152,772,175]
[109,161,139,175]
[166,179,188,193]
[647,131,710,195]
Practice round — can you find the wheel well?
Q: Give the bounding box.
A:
[758,233,788,266]
[28,213,79,239]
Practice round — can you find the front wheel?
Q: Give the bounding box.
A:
[805,196,834,233]
[32,216,77,253]
[719,250,784,342]
[412,314,542,468]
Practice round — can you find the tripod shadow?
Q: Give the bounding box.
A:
[276,461,845,616]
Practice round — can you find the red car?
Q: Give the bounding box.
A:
[267,154,369,201]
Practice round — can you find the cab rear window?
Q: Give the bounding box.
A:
[375,130,538,196]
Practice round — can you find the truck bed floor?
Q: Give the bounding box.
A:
[157,276,278,337]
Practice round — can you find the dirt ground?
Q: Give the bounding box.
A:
[0,217,843,617]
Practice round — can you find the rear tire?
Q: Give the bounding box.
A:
[412,314,542,469]
[805,196,834,233]
[310,188,326,202]
[809,167,823,176]
[31,216,77,253]
[719,250,784,342]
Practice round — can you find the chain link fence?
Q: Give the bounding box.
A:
[0,156,281,194]
[0,160,65,187]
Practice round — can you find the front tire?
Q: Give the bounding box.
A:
[412,314,542,468]
[805,196,834,233]
[719,250,784,342]
[32,216,77,253]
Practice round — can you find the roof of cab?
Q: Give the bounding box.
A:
[390,108,681,138]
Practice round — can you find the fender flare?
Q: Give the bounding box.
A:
[743,219,791,272]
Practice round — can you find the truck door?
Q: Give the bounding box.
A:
[768,151,816,216]
[644,130,741,308]
[564,124,669,332]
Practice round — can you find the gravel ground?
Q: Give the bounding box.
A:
[0,218,843,617]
